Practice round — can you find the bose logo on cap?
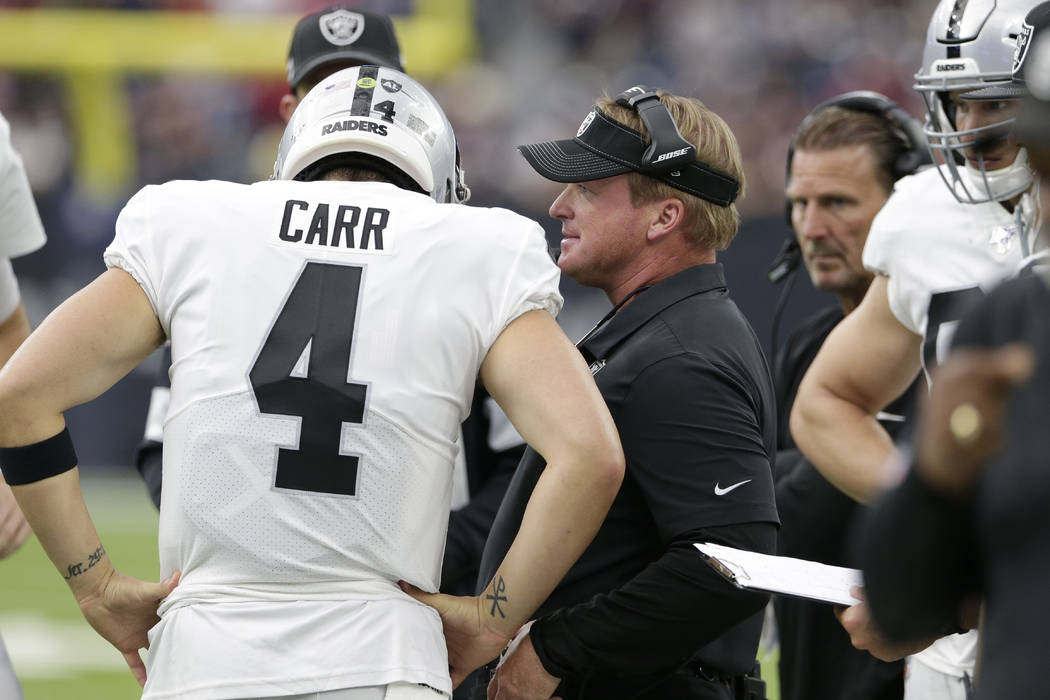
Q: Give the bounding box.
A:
[653,147,691,163]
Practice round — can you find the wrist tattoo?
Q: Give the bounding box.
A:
[62,544,106,580]
[485,575,508,619]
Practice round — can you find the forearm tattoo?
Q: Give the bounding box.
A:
[485,575,508,619]
[62,544,106,580]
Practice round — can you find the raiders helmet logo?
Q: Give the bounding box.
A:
[1013,20,1034,75]
[380,78,403,93]
[577,110,596,137]
[319,9,365,47]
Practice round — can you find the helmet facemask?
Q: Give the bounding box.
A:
[919,89,1031,203]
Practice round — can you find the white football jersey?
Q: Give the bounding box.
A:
[104,179,562,699]
[0,110,47,320]
[864,165,1039,383]
[863,165,1039,678]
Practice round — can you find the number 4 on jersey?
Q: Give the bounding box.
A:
[249,262,367,496]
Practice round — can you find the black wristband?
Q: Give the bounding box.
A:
[0,427,79,486]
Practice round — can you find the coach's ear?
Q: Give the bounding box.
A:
[279,94,298,125]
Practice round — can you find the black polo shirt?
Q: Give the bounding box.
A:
[479,263,779,697]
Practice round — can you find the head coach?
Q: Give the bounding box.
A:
[476,87,779,700]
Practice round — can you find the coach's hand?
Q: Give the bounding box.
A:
[76,569,180,687]
[836,587,938,662]
[488,621,561,700]
[400,581,511,688]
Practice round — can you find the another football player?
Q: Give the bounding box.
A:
[792,1,1044,698]
[857,10,1050,698]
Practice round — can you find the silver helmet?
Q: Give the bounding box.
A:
[914,0,1038,203]
[273,65,469,203]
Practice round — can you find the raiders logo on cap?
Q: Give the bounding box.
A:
[381,78,403,93]
[319,9,365,47]
[576,110,596,137]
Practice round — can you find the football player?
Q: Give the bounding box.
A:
[857,11,1050,698]
[0,66,624,700]
[791,1,1044,698]
[135,7,526,622]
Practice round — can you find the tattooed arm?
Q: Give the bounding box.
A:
[404,310,624,687]
[0,270,177,685]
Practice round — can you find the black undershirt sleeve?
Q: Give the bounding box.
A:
[134,344,171,511]
[136,441,163,510]
[530,521,775,677]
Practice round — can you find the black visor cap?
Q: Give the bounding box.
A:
[517,108,739,207]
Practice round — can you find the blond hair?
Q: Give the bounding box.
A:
[597,92,745,251]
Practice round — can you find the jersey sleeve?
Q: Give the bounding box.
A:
[488,215,563,339]
[862,180,924,335]
[0,112,46,259]
[103,185,164,327]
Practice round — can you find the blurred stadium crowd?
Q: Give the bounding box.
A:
[2,0,932,217]
[0,0,933,465]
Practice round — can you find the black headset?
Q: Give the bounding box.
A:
[767,91,930,352]
[609,85,741,206]
[784,91,929,201]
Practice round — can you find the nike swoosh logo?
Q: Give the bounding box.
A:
[714,479,751,496]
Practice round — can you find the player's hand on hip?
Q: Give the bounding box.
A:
[0,477,31,558]
[400,581,511,688]
[917,343,1034,500]
[488,621,561,700]
[77,569,180,687]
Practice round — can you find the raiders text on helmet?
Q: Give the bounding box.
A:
[273,65,469,204]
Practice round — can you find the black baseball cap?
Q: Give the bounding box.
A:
[963,2,1050,101]
[286,6,404,91]
[517,92,740,208]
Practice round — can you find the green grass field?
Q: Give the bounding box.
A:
[0,473,781,700]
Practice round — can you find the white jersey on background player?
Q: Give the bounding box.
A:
[864,165,1040,384]
[0,110,46,322]
[103,176,561,699]
[0,108,47,700]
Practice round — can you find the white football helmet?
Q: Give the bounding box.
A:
[914,0,1039,203]
[273,65,469,203]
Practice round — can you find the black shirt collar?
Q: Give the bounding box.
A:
[577,263,727,361]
